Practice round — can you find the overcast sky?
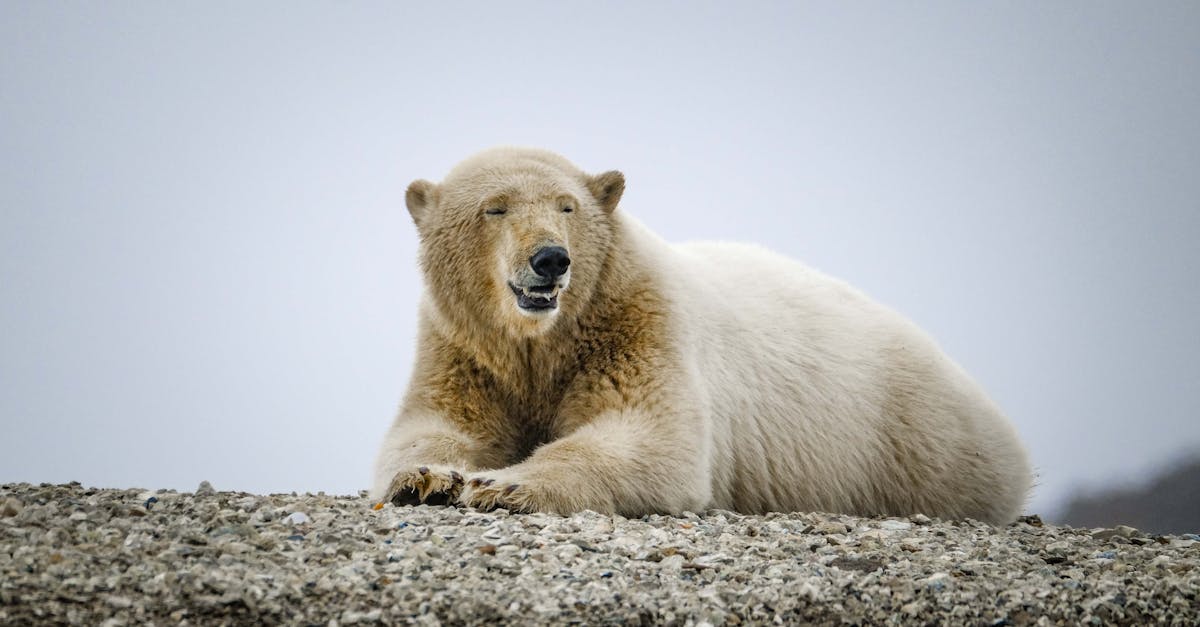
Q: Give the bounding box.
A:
[2,2,1197,518]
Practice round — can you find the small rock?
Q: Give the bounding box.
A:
[570,539,598,552]
[956,560,993,576]
[660,554,686,571]
[879,519,913,531]
[180,530,208,546]
[910,514,932,525]
[1090,524,1142,541]
[253,535,279,551]
[341,609,383,624]
[196,480,216,496]
[1042,541,1071,564]
[283,512,311,525]
[924,572,952,591]
[1114,524,1142,537]
[1044,541,1069,555]
[691,553,731,568]
[1,497,21,517]
[1091,527,1130,542]
[830,556,885,573]
[815,521,848,535]
[106,595,133,609]
[555,543,582,561]
[219,541,253,555]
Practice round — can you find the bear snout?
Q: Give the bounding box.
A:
[529,246,571,279]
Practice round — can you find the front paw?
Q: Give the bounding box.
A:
[459,470,590,514]
[382,465,465,507]
[459,472,535,512]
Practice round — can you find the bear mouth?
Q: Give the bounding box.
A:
[509,282,559,312]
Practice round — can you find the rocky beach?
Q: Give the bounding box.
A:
[1,482,1197,625]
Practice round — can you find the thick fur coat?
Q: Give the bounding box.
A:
[372,148,1032,524]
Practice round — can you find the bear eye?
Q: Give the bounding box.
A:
[485,207,506,216]
[562,205,574,213]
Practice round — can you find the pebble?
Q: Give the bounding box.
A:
[924,572,952,591]
[1092,524,1142,541]
[1045,540,1070,554]
[1,482,1197,625]
[282,512,311,525]
[195,481,216,496]
[815,521,848,535]
[1,497,21,517]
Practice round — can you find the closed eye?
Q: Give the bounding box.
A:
[562,206,573,213]
[485,207,506,216]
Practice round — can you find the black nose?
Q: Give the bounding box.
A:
[529,246,571,278]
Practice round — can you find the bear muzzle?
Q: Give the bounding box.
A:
[508,281,562,312]
[506,246,571,314]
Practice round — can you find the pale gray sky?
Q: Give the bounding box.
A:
[2,2,1197,518]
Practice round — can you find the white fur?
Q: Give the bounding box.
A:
[625,217,1031,522]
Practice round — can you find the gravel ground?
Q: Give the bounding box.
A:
[1,482,1197,626]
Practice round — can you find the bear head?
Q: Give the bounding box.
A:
[405,147,625,339]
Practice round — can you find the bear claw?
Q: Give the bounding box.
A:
[458,475,542,513]
[390,486,422,507]
[386,466,466,508]
[424,491,452,506]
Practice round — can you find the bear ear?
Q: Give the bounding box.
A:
[587,170,625,214]
[405,179,438,228]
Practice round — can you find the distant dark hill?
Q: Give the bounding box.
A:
[1058,456,1200,535]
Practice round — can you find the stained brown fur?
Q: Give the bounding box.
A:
[373,147,707,515]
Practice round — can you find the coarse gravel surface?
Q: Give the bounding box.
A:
[1,482,1198,626]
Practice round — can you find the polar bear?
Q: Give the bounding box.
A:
[372,147,1032,525]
